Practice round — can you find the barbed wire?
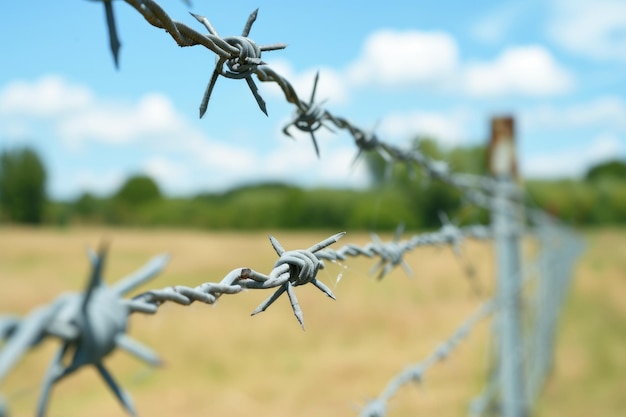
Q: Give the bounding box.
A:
[131,232,345,329]
[0,232,345,416]
[92,1,518,200]
[317,222,491,280]
[0,3,583,416]
[358,300,496,417]
[0,217,492,416]
[0,242,168,417]
[357,220,580,417]
[467,222,584,417]
[359,237,552,417]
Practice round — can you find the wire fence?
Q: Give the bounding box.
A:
[0,2,584,416]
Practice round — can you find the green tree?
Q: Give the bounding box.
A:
[113,174,162,206]
[0,146,47,224]
[74,192,99,216]
[585,159,626,182]
[105,174,162,224]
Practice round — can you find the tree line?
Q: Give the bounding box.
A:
[1,141,625,229]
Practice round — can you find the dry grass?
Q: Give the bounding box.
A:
[0,226,623,417]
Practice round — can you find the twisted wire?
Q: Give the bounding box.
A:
[359,300,496,417]
[131,232,345,329]
[90,1,515,200]
[0,3,583,416]
[357,225,573,417]
[317,223,491,280]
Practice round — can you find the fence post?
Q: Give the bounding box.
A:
[489,116,527,417]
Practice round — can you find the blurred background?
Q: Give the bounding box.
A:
[0,1,625,416]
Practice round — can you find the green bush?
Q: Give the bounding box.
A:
[585,160,626,182]
[40,144,626,229]
[0,146,47,224]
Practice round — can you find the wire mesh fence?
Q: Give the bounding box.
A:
[0,2,584,416]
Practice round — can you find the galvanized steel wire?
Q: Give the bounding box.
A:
[0,2,584,416]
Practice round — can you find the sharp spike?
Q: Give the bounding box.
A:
[113,254,170,296]
[307,232,346,253]
[251,284,287,316]
[285,282,305,330]
[82,242,108,312]
[268,235,285,256]
[310,71,320,105]
[37,344,70,417]
[189,12,218,36]
[0,304,59,383]
[310,131,320,158]
[200,65,222,118]
[97,364,137,417]
[115,334,162,367]
[103,1,121,69]
[312,279,336,300]
[245,76,268,116]
[242,8,259,37]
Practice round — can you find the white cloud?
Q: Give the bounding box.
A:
[522,96,626,131]
[315,147,371,188]
[0,75,93,118]
[143,156,191,195]
[548,0,626,62]
[463,45,574,97]
[262,59,348,105]
[58,93,184,148]
[73,169,125,197]
[523,133,625,178]
[0,75,275,196]
[470,3,525,44]
[174,131,257,174]
[0,76,191,150]
[379,109,472,146]
[587,134,624,161]
[346,29,459,88]
[266,32,574,104]
[0,75,376,198]
[262,139,370,189]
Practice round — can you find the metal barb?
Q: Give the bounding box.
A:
[103,0,121,68]
[363,301,496,417]
[10,3,585,415]
[0,247,167,417]
[194,9,286,117]
[282,71,334,158]
[250,233,344,329]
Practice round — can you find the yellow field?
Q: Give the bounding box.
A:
[0,227,624,417]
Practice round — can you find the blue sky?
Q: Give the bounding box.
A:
[1,0,625,199]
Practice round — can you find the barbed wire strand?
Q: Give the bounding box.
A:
[94,1,516,201]
[0,3,583,416]
[357,225,579,417]
[358,300,496,417]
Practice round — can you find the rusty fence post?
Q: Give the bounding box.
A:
[489,116,528,417]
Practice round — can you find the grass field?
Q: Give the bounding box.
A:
[0,227,624,417]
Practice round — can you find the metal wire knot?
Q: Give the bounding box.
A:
[221,36,263,79]
[193,9,287,118]
[251,232,345,329]
[369,224,413,280]
[283,72,333,157]
[271,248,323,286]
[0,244,167,417]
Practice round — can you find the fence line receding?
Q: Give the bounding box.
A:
[0,2,583,417]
